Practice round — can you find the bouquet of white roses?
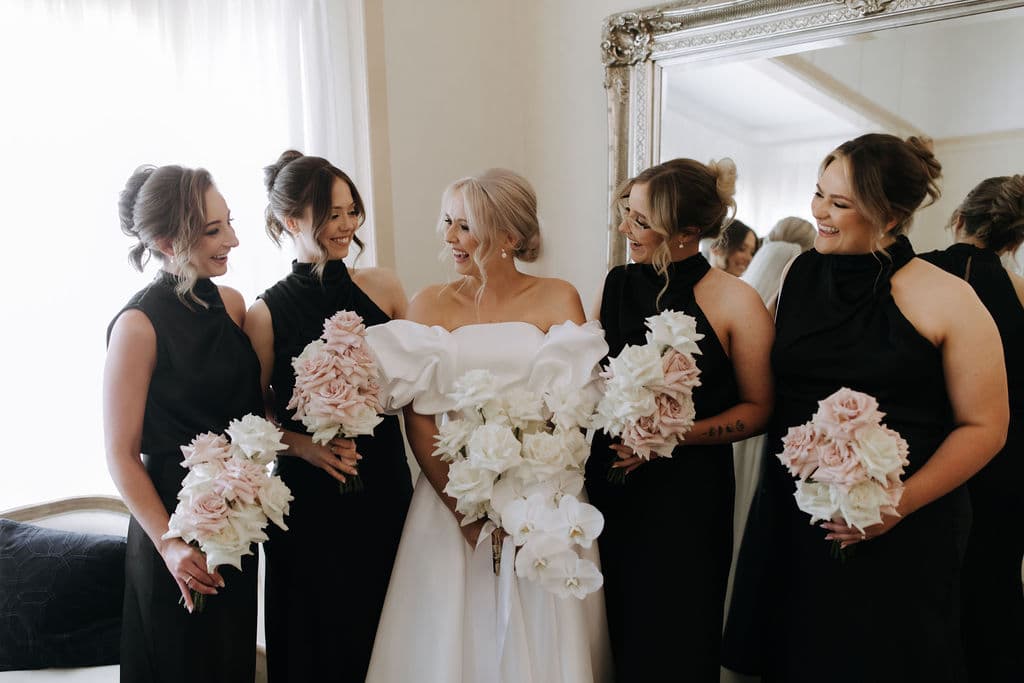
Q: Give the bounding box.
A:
[593,310,703,482]
[289,310,384,494]
[433,369,605,599]
[163,414,292,612]
[777,387,909,558]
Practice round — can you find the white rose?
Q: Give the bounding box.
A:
[450,369,500,412]
[203,539,252,573]
[259,476,293,531]
[793,480,839,524]
[433,418,474,461]
[608,344,664,389]
[226,414,287,465]
[340,403,384,438]
[644,310,705,356]
[557,428,590,470]
[444,458,498,506]
[837,480,900,532]
[852,428,907,485]
[519,431,570,483]
[466,424,523,473]
[502,388,548,429]
[544,384,598,431]
[595,384,657,437]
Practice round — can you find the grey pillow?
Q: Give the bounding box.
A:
[0,519,125,671]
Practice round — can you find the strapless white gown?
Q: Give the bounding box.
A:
[364,320,613,683]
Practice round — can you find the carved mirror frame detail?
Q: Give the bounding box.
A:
[602,0,1024,267]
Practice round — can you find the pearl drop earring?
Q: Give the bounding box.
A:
[501,249,508,259]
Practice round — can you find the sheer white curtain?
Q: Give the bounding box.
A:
[0,0,369,509]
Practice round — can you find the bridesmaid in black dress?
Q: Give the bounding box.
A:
[244,151,413,682]
[920,175,1024,681]
[104,165,263,681]
[723,134,1009,682]
[585,158,775,681]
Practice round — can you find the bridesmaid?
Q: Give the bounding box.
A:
[920,175,1024,681]
[244,150,413,682]
[724,134,1009,682]
[709,218,758,277]
[585,158,774,681]
[104,165,262,680]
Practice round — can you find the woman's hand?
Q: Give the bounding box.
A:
[821,512,903,549]
[609,443,655,475]
[159,537,223,612]
[293,435,361,483]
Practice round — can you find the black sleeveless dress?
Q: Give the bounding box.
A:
[585,254,739,682]
[108,272,263,683]
[724,236,971,682]
[258,260,413,683]
[920,243,1024,681]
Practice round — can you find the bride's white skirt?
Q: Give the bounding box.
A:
[367,474,613,683]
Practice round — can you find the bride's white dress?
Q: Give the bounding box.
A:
[364,320,613,683]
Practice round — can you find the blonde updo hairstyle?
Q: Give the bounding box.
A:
[439,168,541,293]
[263,150,366,278]
[617,157,737,306]
[118,164,215,307]
[952,175,1024,254]
[768,216,816,252]
[820,134,942,252]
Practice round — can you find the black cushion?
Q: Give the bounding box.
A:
[0,518,126,671]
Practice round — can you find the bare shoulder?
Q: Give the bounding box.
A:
[244,298,273,332]
[352,265,402,291]
[894,258,985,344]
[217,285,247,326]
[532,277,585,325]
[110,308,156,342]
[699,268,764,311]
[407,282,457,326]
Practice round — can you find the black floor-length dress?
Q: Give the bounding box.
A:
[586,254,738,682]
[724,236,971,682]
[259,260,413,682]
[921,243,1024,681]
[110,272,263,682]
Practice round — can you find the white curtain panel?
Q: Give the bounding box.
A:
[0,0,367,509]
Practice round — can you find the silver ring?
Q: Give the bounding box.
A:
[185,575,193,587]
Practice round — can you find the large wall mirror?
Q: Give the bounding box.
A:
[601,0,1024,268]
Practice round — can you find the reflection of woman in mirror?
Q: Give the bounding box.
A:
[105,165,262,680]
[919,175,1024,681]
[725,134,1009,682]
[710,218,758,276]
[245,151,413,682]
[587,158,774,681]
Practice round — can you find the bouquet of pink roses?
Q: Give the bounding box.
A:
[432,369,605,599]
[289,310,384,494]
[777,387,909,553]
[163,414,292,612]
[594,310,703,483]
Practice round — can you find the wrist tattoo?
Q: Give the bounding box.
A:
[705,420,746,438]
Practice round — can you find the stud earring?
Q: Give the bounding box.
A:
[501,249,508,259]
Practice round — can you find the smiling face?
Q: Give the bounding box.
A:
[442,190,482,276]
[811,159,888,255]
[188,186,238,278]
[618,182,665,265]
[292,177,360,261]
[723,229,757,276]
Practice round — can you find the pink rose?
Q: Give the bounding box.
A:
[322,311,366,351]
[333,347,375,387]
[180,432,233,468]
[184,490,232,537]
[654,393,695,439]
[813,388,883,439]
[812,438,867,489]
[216,459,268,507]
[776,424,821,479]
[289,348,340,412]
[622,414,676,459]
[651,349,701,400]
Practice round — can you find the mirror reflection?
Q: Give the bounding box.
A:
[659,7,1024,269]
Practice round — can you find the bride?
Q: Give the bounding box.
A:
[365,168,612,682]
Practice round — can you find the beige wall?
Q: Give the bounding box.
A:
[365,0,636,311]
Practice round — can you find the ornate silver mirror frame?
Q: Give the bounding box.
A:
[601,0,1024,268]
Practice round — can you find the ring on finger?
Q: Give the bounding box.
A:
[185,575,194,587]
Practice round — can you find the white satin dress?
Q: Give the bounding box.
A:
[364,320,613,683]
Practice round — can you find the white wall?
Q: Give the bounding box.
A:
[368,0,636,310]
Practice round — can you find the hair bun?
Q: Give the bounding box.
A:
[118,165,156,238]
[515,229,542,262]
[905,135,942,182]
[707,157,738,202]
[263,149,304,195]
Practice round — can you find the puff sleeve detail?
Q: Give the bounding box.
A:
[365,320,457,415]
